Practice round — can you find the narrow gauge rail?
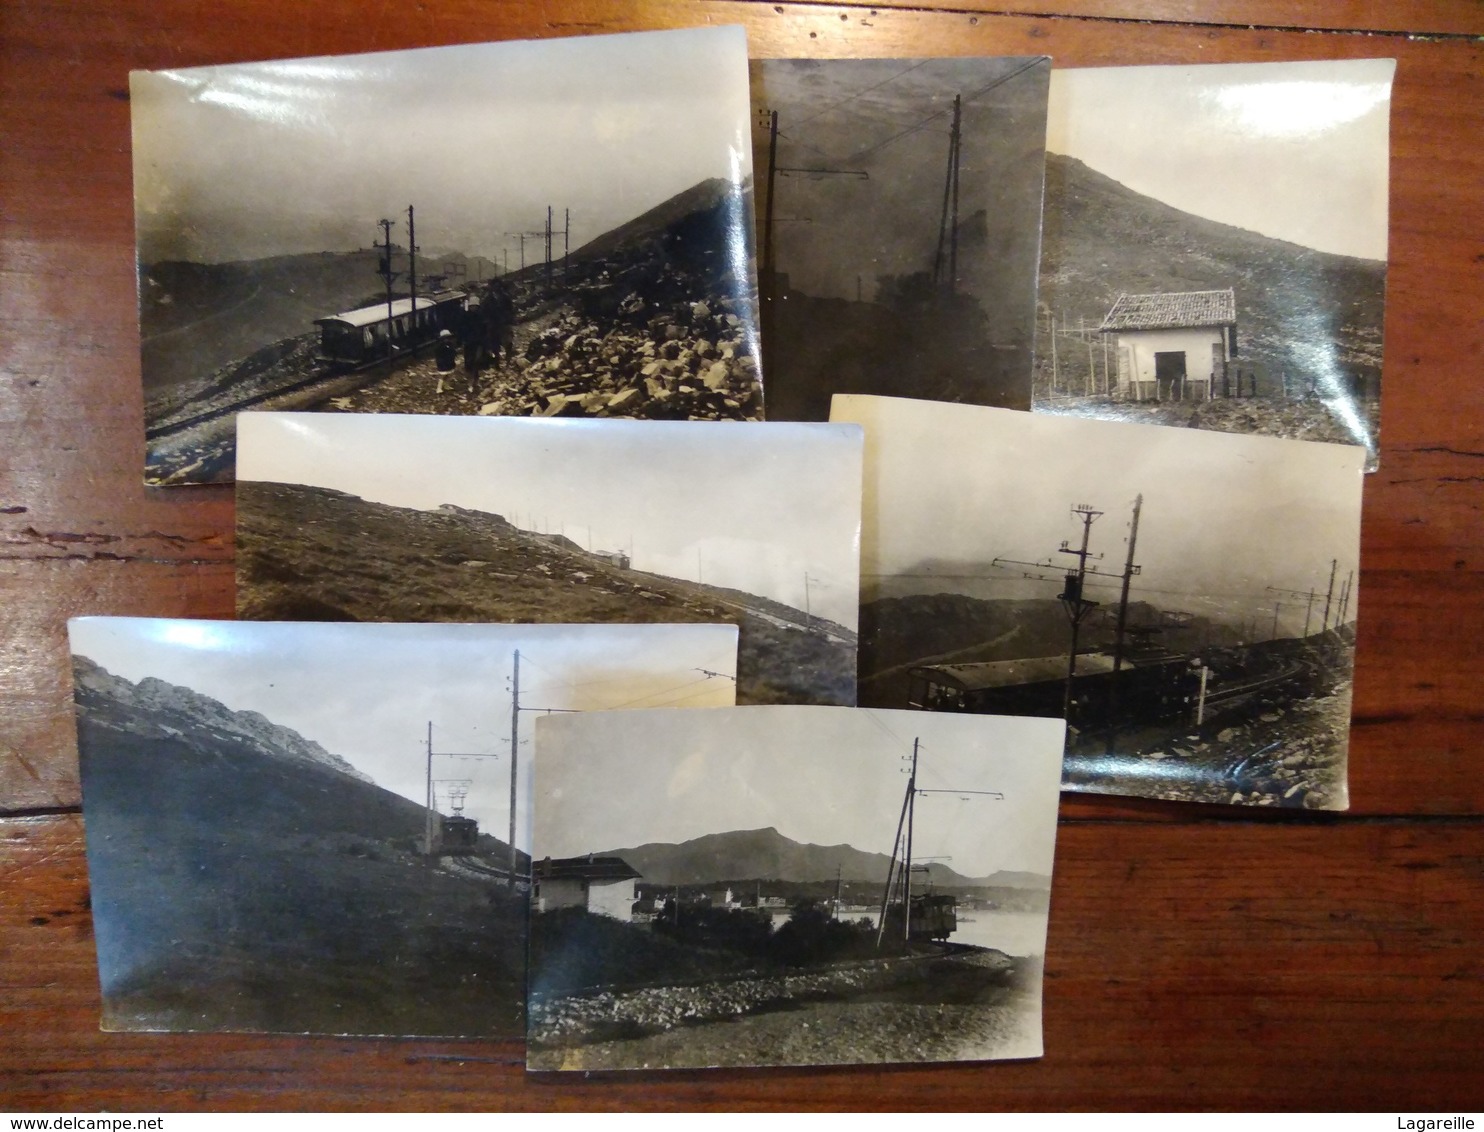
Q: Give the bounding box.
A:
[145,290,468,442]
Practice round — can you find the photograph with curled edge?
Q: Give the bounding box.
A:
[526,705,1065,1071]
[234,412,863,707]
[1033,60,1394,470]
[66,617,738,1038]
[132,27,761,486]
[750,56,1051,421]
[834,393,1364,810]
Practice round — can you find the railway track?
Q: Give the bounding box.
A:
[439,854,526,885]
[145,351,406,442]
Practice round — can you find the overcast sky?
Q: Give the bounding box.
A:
[69,618,738,850]
[237,412,864,627]
[833,395,1364,634]
[1047,59,1393,260]
[132,27,751,264]
[753,56,1049,308]
[533,705,1064,879]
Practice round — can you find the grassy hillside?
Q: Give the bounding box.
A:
[237,481,856,706]
[75,660,528,1037]
[1036,154,1384,453]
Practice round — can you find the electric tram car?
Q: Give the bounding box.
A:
[906,632,1338,732]
[907,649,1200,728]
[882,893,958,943]
[438,814,481,856]
[313,289,468,368]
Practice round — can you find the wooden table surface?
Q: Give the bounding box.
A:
[4,0,1483,1112]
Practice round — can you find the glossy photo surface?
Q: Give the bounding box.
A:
[751,56,1050,421]
[1033,59,1394,470]
[835,393,1364,809]
[68,617,738,1038]
[134,28,761,485]
[234,412,864,707]
[527,704,1065,1071]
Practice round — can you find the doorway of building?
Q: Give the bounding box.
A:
[1155,350,1187,401]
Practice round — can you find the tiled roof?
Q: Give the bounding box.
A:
[1100,289,1236,332]
[537,855,642,881]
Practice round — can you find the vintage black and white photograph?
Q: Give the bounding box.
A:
[133,28,760,486]
[67,617,738,1037]
[750,57,1050,421]
[833,394,1364,809]
[526,705,1065,1071]
[235,412,862,706]
[1034,59,1393,469]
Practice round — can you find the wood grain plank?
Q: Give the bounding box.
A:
[4,813,1482,1110]
[0,562,234,811]
[838,1,1484,38]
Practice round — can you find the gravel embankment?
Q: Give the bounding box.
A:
[530,950,1039,1071]
[528,948,1034,1070]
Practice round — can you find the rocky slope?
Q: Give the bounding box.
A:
[342,177,763,422]
[73,655,373,785]
[147,179,764,484]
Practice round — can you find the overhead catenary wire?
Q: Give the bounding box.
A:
[840,57,1045,165]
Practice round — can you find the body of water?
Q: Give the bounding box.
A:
[766,907,1046,959]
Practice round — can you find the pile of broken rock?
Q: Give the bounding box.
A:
[493,295,762,421]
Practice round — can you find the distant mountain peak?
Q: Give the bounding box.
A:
[600,824,1038,890]
[72,655,375,785]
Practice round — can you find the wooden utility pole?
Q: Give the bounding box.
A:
[932,94,962,294]
[508,649,520,888]
[1084,317,1096,395]
[875,757,913,951]
[506,230,547,272]
[1321,558,1338,634]
[948,94,961,291]
[760,107,864,289]
[993,503,1120,726]
[875,738,1000,951]
[375,218,397,366]
[406,205,418,324]
[1057,505,1104,721]
[424,721,435,857]
[563,208,570,279]
[901,737,918,945]
[762,109,779,276]
[1106,494,1144,730]
[1268,584,1318,637]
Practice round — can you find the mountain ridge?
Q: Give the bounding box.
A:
[73,654,375,786]
[590,825,1048,890]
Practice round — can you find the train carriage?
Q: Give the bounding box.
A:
[314,290,467,367]
[907,649,1199,730]
[882,893,958,942]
